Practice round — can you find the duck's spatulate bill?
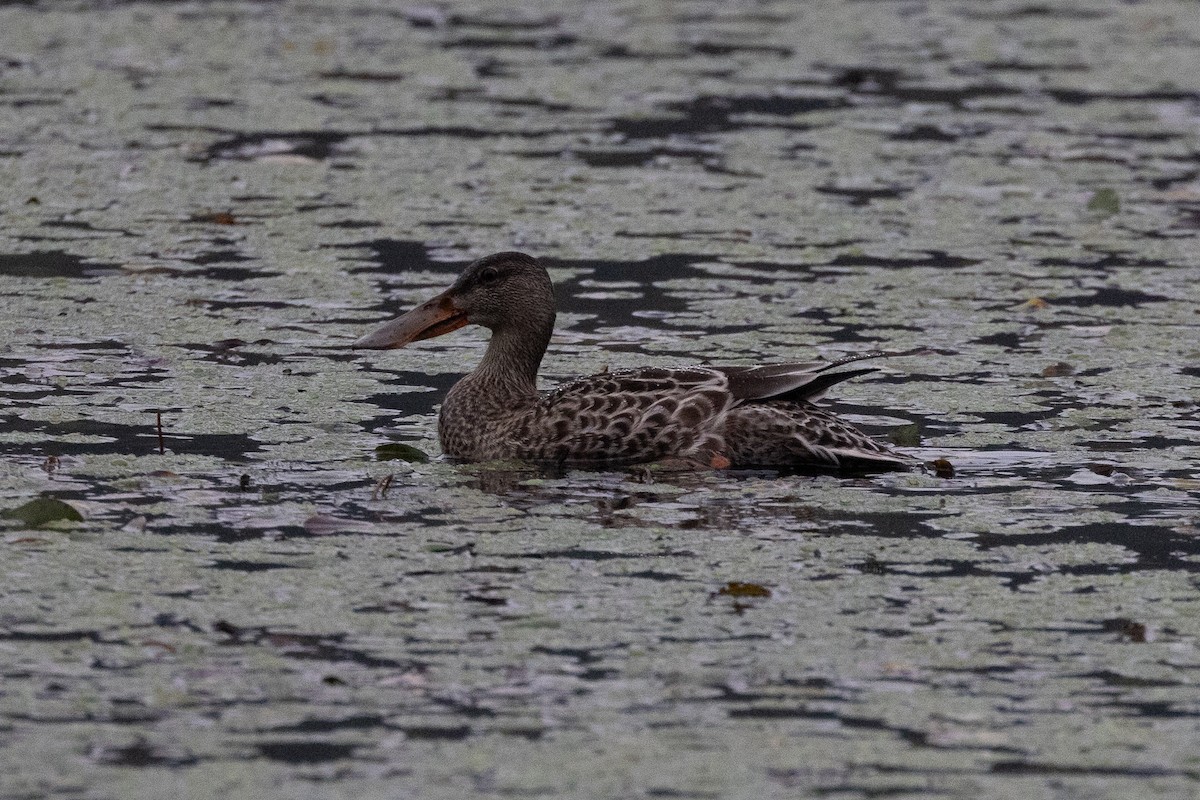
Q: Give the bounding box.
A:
[354,291,467,349]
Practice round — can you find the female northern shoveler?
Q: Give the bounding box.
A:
[354,252,915,471]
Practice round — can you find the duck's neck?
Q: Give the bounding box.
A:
[448,311,555,411]
[436,283,557,460]
[471,322,551,400]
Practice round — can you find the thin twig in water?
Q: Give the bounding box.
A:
[373,474,394,500]
[156,411,165,455]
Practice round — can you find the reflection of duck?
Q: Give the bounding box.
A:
[355,252,915,471]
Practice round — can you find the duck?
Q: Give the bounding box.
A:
[353,251,916,471]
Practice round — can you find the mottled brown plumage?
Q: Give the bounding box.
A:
[354,252,915,471]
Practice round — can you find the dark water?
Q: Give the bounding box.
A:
[1,2,1199,798]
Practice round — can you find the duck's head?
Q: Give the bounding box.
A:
[353,251,555,349]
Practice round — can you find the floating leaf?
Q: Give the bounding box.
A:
[2,498,84,527]
[857,556,887,575]
[375,443,430,463]
[889,423,921,446]
[1041,362,1074,377]
[1104,618,1149,643]
[189,210,238,225]
[120,516,148,533]
[931,458,956,479]
[1022,296,1049,310]
[6,536,52,545]
[717,581,771,598]
[1087,187,1120,214]
[303,513,375,535]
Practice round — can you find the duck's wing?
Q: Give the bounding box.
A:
[508,357,906,469]
[513,366,735,465]
[723,401,917,470]
[717,352,888,404]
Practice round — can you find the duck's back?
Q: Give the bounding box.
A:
[511,366,735,465]
[489,357,912,470]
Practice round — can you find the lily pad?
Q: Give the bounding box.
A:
[717,581,772,598]
[1087,187,1120,214]
[889,423,922,446]
[374,443,430,463]
[2,498,84,527]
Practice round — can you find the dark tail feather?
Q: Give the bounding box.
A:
[774,367,879,403]
[722,352,889,403]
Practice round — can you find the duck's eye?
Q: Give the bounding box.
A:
[478,266,500,285]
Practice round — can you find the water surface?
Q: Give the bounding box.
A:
[2,1,1199,798]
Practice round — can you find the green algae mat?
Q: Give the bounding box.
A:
[2,1,1199,798]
